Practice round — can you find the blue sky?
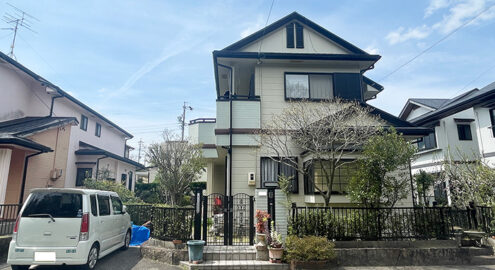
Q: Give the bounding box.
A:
[1,0,495,160]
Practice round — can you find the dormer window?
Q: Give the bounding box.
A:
[286,22,304,49]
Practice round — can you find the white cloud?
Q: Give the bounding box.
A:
[425,0,451,17]
[387,0,495,45]
[364,45,380,55]
[385,25,432,45]
[433,0,495,34]
[240,15,265,38]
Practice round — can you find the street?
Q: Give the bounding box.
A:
[0,247,180,270]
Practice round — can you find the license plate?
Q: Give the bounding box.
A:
[34,252,56,262]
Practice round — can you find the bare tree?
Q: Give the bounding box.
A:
[258,99,383,206]
[147,131,206,206]
[440,151,495,208]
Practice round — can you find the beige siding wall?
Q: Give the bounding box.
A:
[231,147,258,195]
[241,23,350,54]
[4,148,26,204]
[21,125,72,202]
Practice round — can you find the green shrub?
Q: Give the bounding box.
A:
[285,235,336,262]
[189,181,207,191]
[135,182,161,204]
[84,178,142,203]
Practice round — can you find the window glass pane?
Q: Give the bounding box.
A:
[309,75,333,99]
[286,74,309,99]
[261,158,278,187]
[22,192,82,218]
[457,124,472,141]
[90,195,98,216]
[311,161,355,194]
[111,196,122,215]
[97,195,111,216]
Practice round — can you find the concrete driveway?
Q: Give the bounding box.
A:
[1,247,180,270]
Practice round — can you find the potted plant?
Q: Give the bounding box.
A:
[267,221,284,263]
[255,210,270,261]
[255,210,270,244]
[285,235,336,270]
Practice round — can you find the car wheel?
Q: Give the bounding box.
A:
[10,265,30,270]
[121,229,131,250]
[81,244,99,270]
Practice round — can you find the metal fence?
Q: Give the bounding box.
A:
[0,204,21,236]
[126,204,195,241]
[289,204,494,241]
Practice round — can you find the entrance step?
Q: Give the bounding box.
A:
[470,255,495,265]
[203,246,256,261]
[180,260,289,270]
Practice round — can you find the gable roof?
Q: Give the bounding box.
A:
[407,82,495,126]
[0,52,133,138]
[0,117,78,136]
[0,116,78,153]
[75,141,145,169]
[399,98,449,120]
[223,12,368,54]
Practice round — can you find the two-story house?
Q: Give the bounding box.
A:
[189,12,429,229]
[399,81,495,205]
[0,51,144,204]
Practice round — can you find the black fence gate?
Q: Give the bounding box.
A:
[201,193,254,245]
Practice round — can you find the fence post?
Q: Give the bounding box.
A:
[193,188,203,240]
[249,196,254,245]
[291,203,296,235]
[202,195,208,243]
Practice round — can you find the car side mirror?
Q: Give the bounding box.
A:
[122,205,127,214]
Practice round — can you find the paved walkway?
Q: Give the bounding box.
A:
[337,267,495,270]
[1,247,180,270]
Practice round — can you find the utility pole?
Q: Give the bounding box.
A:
[137,139,144,164]
[1,3,38,60]
[180,102,193,141]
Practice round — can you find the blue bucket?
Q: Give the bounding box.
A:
[187,240,206,262]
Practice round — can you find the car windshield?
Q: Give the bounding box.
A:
[22,192,82,218]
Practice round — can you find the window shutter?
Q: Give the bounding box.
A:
[295,22,304,48]
[333,73,363,101]
[304,162,314,195]
[286,23,295,48]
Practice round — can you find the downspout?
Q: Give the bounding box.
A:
[95,155,108,180]
[18,151,45,205]
[48,94,64,117]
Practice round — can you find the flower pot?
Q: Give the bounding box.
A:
[187,240,205,263]
[256,233,267,243]
[290,260,330,270]
[268,247,284,263]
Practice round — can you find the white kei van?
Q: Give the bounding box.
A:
[7,188,132,270]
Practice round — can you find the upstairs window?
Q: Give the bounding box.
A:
[286,22,304,49]
[285,73,333,100]
[457,124,472,141]
[417,132,437,151]
[261,157,298,193]
[80,115,88,131]
[95,123,101,137]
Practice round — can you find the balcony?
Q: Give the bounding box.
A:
[216,95,260,146]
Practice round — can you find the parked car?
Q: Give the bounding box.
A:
[7,188,132,270]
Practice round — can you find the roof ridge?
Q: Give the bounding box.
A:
[222,12,369,54]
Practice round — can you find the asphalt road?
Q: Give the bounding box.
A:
[1,247,180,270]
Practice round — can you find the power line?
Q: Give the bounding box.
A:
[378,2,495,83]
[452,63,495,97]
[257,0,275,56]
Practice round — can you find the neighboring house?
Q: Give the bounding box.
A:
[399,81,495,205]
[0,51,144,204]
[188,11,429,218]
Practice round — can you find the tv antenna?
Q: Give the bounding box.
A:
[1,3,39,60]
